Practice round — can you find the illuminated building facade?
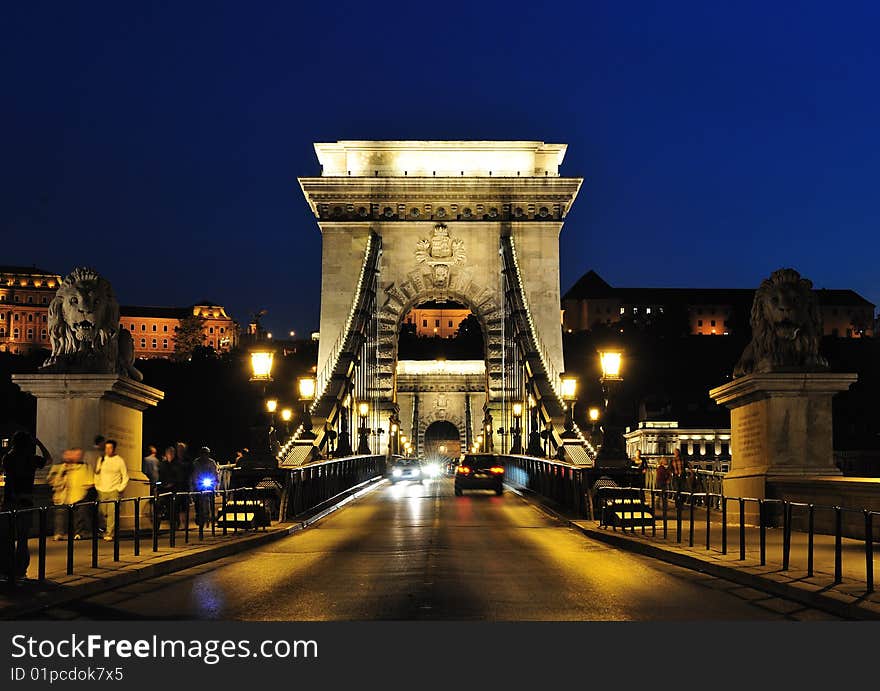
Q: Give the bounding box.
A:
[402,302,471,338]
[0,266,60,354]
[120,302,239,359]
[562,270,874,338]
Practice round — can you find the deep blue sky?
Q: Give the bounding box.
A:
[3,1,879,336]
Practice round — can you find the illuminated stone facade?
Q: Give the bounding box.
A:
[0,266,60,354]
[120,302,238,359]
[403,303,471,338]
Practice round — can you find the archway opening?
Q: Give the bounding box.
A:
[423,420,461,461]
[397,300,484,360]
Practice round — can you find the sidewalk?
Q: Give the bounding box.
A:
[1,476,386,619]
[571,516,880,620]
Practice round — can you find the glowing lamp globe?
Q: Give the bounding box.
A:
[298,376,316,401]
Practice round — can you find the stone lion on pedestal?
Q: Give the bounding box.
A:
[40,267,142,381]
[733,268,828,378]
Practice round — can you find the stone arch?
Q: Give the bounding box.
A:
[419,410,465,457]
[376,264,504,401]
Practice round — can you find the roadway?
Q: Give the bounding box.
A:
[38,477,838,620]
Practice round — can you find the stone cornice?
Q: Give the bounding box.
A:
[12,374,165,410]
[709,372,858,409]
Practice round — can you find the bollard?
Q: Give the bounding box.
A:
[38,507,47,581]
[782,502,791,571]
[834,506,842,584]
[721,498,727,555]
[91,502,99,568]
[152,497,160,553]
[865,511,874,593]
[688,494,695,547]
[8,511,18,587]
[67,506,75,575]
[113,501,121,562]
[807,504,814,577]
[134,497,141,556]
[169,494,177,548]
[739,498,746,561]
[705,495,711,550]
[758,500,766,566]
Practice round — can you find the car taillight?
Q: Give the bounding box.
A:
[457,466,471,475]
[490,466,504,474]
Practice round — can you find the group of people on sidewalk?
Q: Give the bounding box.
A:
[1,431,225,581]
[636,448,703,495]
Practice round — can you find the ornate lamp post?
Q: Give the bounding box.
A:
[560,375,578,439]
[527,394,543,456]
[297,376,316,440]
[595,347,628,468]
[248,345,277,462]
[357,401,371,455]
[510,402,523,455]
[280,407,292,437]
[335,393,353,457]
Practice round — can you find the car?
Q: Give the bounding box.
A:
[390,458,423,484]
[454,454,504,496]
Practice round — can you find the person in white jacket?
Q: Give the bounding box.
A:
[94,439,129,540]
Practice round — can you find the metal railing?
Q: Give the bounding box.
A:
[596,486,879,594]
[1,485,277,589]
[502,455,592,518]
[282,454,384,519]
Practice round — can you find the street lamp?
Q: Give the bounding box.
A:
[357,401,371,455]
[335,393,353,457]
[511,402,523,454]
[527,395,543,456]
[249,349,274,384]
[265,398,278,415]
[298,376,316,440]
[280,407,292,437]
[247,345,278,465]
[560,375,578,439]
[595,347,628,469]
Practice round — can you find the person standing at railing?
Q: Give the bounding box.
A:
[48,448,93,541]
[190,446,219,528]
[655,457,670,492]
[157,445,184,529]
[94,439,128,541]
[1,431,52,579]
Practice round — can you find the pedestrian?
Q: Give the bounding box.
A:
[191,446,219,527]
[633,449,649,488]
[142,445,160,491]
[0,431,52,579]
[47,448,94,540]
[94,439,129,541]
[157,445,183,529]
[655,457,671,492]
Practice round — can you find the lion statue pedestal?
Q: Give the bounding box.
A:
[11,267,164,529]
[709,268,857,505]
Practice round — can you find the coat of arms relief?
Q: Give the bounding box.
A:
[415,224,465,291]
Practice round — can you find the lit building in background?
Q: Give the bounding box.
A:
[562,269,875,338]
[0,266,61,354]
[120,301,239,359]
[624,421,731,471]
[402,301,471,338]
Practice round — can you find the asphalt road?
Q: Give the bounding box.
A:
[40,477,838,620]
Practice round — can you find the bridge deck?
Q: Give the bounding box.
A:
[37,479,836,620]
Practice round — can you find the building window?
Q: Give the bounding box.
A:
[140,338,146,348]
[646,307,652,315]
[163,325,168,332]
[448,320,453,327]
[710,320,716,327]
[435,319,440,327]
[130,324,135,331]
[27,313,33,322]
[697,320,703,327]
[14,295,20,303]
[0,328,5,336]
[27,328,33,339]
[13,328,19,338]
[42,296,48,304]
[209,327,214,334]
[619,307,625,315]
[141,324,146,331]
[0,314,4,321]
[152,324,157,331]
[13,314,19,321]
[27,296,33,304]
[220,327,225,333]
[152,338,157,348]
[41,329,47,339]
[163,339,168,349]
[422,320,427,327]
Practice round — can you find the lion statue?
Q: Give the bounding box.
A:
[40,267,142,381]
[733,268,828,378]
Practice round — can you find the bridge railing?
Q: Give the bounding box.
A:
[0,485,278,588]
[596,486,880,594]
[500,454,594,518]
[282,454,384,520]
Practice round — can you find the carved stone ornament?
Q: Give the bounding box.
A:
[415,223,465,289]
[733,268,829,378]
[40,267,143,381]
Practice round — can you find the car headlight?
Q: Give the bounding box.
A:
[392,469,402,477]
[411,468,420,476]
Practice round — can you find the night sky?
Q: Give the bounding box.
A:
[3,1,879,336]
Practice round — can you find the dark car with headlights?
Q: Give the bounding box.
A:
[390,458,423,484]
[454,454,504,495]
